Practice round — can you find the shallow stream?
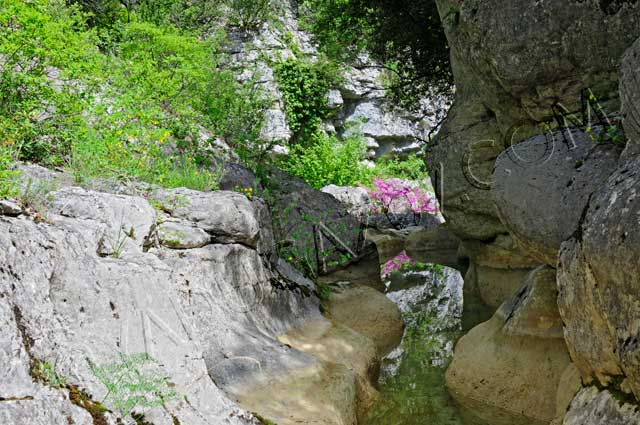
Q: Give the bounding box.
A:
[365,268,491,425]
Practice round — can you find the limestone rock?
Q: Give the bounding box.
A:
[316,244,384,291]
[365,227,413,264]
[563,387,640,425]
[558,156,640,397]
[437,0,640,124]
[493,127,622,265]
[464,263,532,309]
[152,188,260,247]
[426,99,507,241]
[429,0,640,255]
[321,184,372,221]
[621,36,640,156]
[0,183,327,425]
[50,187,156,257]
[458,234,540,270]
[325,284,403,357]
[157,220,211,249]
[500,266,564,338]
[219,161,262,194]
[446,266,572,425]
[342,99,426,157]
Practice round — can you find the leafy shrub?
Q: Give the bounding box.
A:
[0,0,104,166]
[301,0,453,108]
[1,0,264,191]
[280,133,373,189]
[373,154,429,181]
[226,0,273,30]
[0,146,20,199]
[274,57,337,145]
[89,353,177,417]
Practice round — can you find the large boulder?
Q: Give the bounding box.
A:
[321,184,371,221]
[446,266,577,424]
[437,0,640,124]
[264,169,362,275]
[427,99,507,241]
[558,155,640,398]
[429,0,640,252]
[152,188,261,247]
[621,36,640,156]
[457,234,540,270]
[493,127,622,265]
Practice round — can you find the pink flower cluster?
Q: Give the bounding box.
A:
[367,178,437,215]
[382,250,416,277]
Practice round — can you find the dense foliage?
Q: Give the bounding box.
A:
[280,133,372,189]
[273,57,337,145]
[0,0,266,191]
[302,0,453,108]
[0,0,437,198]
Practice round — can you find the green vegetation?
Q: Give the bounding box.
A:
[89,352,177,417]
[0,146,20,199]
[301,0,453,108]
[36,361,67,388]
[273,57,337,145]
[0,0,265,191]
[0,0,433,200]
[374,154,430,182]
[280,133,372,189]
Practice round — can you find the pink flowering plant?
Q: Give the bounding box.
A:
[382,250,416,277]
[366,178,437,227]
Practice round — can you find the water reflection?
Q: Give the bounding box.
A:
[366,267,490,425]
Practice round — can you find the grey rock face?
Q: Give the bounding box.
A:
[321,184,372,221]
[157,220,211,249]
[427,99,507,241]
[621,36,640,156]
[152,188,260,247]
[438,0,639,123]
[563,387,640,425]
[458,234,540,270]
[558,155,640,398]
[493,127,622,265]
[225,2,444,159]
[341,99,426,157]
[430,0,640,247]
[0,183,321,425]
